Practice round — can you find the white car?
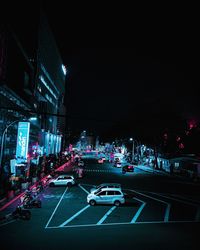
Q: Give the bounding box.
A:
[49,175,76,187]
[87,187,125,206]
[90,183,121,193]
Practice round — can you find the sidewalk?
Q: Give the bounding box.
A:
[134,164,170,176]
[0,160,74,216]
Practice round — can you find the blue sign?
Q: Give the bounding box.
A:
[16,122,30,163]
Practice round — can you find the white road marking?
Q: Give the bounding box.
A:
[0,219,16,227]
[151,192,200,222]
[130,197,146,223]
[45,220,200,229]
[45,187,68,228]
[128,189,171,222]
[78,184,90,194]
[97,206,117,225]
[59,205,90,227]
[150,192,198,207]
[171,194,200,205]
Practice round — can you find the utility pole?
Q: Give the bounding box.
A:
[130,138,134,163]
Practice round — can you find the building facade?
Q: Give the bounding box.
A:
[0,9,67,189]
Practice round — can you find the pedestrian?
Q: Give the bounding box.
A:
[169,163,174,175]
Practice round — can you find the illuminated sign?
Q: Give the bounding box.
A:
[16,122,30,163]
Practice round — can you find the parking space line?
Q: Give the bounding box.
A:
[97,206,117,225]
[130,198,146,223]
[153,193,200,222]
[45,220,200,230]
[45,187,68,228]
[59,205,90,227]
[78,184,90,194]
[128,189,171,222]
[150,192,198,207]
[0,219,16,227]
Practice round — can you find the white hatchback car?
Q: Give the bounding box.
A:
[49,175,76,187]
[90,183,121,194]
[87,188,125,206]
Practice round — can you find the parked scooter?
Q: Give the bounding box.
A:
[12,205,31,220]
[22,191,42,208]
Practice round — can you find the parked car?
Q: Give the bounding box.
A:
[113,158,122,168]
[49,175,76,187]
[98,158,105,164]
[87,188,125,206]
[90,183,121,193]
[78,160,85,167]
[122,165,134,174]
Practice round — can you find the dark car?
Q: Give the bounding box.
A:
[122,165,134,174]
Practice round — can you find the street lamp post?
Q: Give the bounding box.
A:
[0,120,21,169]
[129,138,134,163]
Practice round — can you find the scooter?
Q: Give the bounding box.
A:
[22,194,42,208]
[12,205,31,220]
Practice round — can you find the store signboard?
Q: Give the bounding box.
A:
[10,159,16,176]
[16,122,30,163]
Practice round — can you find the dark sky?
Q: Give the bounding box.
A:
[41,4,200,142]
[41,4,199,142]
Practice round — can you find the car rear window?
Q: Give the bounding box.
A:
[114,191,122,195]
[107,191,115,195]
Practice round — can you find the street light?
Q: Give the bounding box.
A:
[129,138,140,163]
[129,138,134,163]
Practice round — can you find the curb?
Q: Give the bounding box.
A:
[0,160,74,212]
[134,166,169,176]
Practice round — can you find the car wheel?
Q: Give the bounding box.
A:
[67,182,72,187]
[114,200,121,206]
[89,200,96,206]
[49,183,55,187]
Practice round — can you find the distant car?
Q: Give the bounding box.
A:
[98,158,104,164]
[87,188,125,206]
[90,183,121,193]
[113,158,122,168]
[78,160,85,167]
[49,175,76,187]
[122,165,134,174]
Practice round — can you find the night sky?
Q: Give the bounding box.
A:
[42,4,198,142]
[5,3,198,143]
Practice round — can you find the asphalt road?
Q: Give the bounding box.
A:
[0,157,200,250]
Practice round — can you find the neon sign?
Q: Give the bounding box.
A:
[16,122,30,163]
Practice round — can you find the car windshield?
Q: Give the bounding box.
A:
[94,189,101,194]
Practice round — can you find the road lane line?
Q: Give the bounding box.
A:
[97,206,117,225]
[45,220,200,229]
[130,197,146,223]
[164,204,171,222]
[0,219,16,227]
[169,194,200,205]
[78,184,90,194]
[128,189,171,222]
[59,205,90,227]
[45,187,68,228]
[150,192,199,207]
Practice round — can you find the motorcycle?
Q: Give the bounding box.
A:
[22,193,42,208]
[11,205,31,220]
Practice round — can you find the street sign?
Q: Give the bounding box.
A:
[16,122,30,163]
